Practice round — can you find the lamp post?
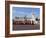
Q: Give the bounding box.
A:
[31,8,36,30]
[24,15,27,24]
[31,8,35,25]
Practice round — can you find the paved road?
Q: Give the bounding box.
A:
[13,24,40,31]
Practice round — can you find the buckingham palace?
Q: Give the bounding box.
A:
[13,12,40,25]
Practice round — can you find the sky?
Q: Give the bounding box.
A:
[12,7,40,19]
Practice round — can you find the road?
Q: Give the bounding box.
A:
[13,24,40,31]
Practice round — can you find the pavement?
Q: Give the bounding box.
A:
[13,24,40,31]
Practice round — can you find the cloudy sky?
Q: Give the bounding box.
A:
[12,7,40,19]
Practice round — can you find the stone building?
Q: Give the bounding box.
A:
[13,12,39,24]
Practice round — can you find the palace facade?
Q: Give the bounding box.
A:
[13,13,40,25]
